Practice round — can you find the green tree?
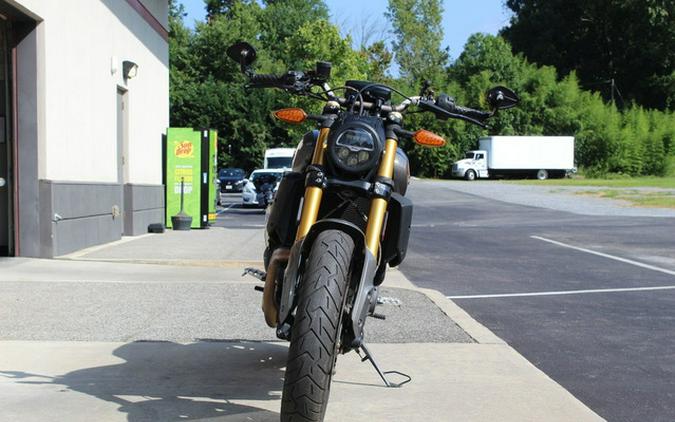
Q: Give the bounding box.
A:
[204,0,236,20]
[386,0,448,85]
[448,33,672,176]
[168,2,672,177]
[362,41,393,82]
[169,0,198,128]
[169,0,361,171]
[502,0,675,110]
[260,0,329,61]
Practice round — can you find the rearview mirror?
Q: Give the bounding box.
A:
[486,86,519,110]
[226,41,257,72]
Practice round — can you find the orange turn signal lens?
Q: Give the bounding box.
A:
[272,108,307,124]
[413,129,446,147]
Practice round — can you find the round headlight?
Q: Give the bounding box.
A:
[327,121,382,174]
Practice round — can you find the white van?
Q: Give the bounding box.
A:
[264,148,295,170]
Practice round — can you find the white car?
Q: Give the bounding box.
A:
[241,169,287,208]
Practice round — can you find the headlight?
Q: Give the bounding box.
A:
[327,116,383,175]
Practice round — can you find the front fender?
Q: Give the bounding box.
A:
[301,219,365,256]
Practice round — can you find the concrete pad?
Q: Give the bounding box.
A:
[66,227,264,262]
[0,280,470,344]
[0,341,603,421]
[0,258,603,420]
[330,343,604,422]
[0,257,247,283]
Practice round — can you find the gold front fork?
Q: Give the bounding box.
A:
[365,138,398,256]
[295,127,329,240]
[294,130,397,257]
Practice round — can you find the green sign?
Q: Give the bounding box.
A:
[208,130,217,223]
[165,128,217,228]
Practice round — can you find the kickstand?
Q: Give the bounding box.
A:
[242,267,266,281]
[356,343,411,388]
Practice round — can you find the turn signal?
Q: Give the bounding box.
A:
[413,129,446,147]
[273,108,307,124]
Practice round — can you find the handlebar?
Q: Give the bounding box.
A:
[334,96,420,113]
[247,69,493,127]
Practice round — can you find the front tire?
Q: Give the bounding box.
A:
[465,169,477,181]
[281,230,355,422]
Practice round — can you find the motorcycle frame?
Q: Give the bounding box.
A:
[275,115,400,350]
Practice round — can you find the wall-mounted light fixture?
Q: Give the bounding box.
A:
[122,60,138,80]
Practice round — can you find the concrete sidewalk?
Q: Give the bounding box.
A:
[0,227,604,421]
[60,226,265,267]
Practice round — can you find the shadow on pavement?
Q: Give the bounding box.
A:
[3,340,288,421]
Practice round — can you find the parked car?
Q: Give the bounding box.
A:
[242,169,287,208]
[218,168,246,192]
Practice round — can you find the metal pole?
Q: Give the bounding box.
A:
[179,177,185,212]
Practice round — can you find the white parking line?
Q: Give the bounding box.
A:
[531,235,675,277]
[447,285,675,299]
[217,204,236,214]
[447,236,675,299]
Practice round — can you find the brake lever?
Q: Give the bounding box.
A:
[442,111,487,128]
[418,99,488,128]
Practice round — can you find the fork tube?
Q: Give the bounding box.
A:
[365,138,398,256]
[295,127,329,240]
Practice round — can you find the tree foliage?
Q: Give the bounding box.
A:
[169,0,674,178]
[204,0,235,20]
[501,0,675,110]
[386,0,448,85]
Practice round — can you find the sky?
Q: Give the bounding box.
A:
[179,0,512,61]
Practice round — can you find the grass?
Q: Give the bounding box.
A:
[575,189,675,208]
[510,176,675,188]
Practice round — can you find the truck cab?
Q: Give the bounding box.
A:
[452,150,488,180]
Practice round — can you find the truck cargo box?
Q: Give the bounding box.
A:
[479,136,574,170]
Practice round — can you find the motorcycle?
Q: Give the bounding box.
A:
[228,41,518,421]
[253,173,278,208]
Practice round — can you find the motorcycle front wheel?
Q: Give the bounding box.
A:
[280,230,355,422]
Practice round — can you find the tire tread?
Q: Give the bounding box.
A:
[280,230,354,422]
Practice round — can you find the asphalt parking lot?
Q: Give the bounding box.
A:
[216,191,267,229]
[400,180,675,422]
[218,182,675,421]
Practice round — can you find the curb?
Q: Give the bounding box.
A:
[385,268,506,345]
[418,287,506,345]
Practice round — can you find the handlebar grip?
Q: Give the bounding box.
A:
[249,73,283,88]
[451,104,492,120]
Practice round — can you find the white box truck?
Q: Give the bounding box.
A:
[451,136,575,180]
